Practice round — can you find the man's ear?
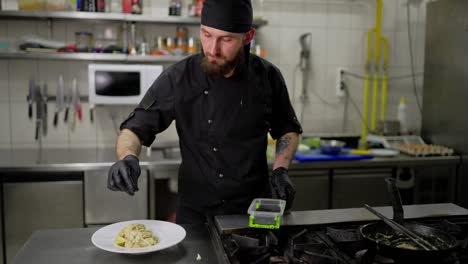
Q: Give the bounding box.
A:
[244,28,256,45]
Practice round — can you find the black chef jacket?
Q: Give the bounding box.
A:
[121,53,302,215]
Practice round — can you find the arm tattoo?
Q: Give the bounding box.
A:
[276,135,291,155]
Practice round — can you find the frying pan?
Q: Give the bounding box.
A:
[360,178,458,262]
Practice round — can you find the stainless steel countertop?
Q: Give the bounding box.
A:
[0,148,181,172]
[0,148,461,172]
[11,225,220,264]
[215,203,468,234]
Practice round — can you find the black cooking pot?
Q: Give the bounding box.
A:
[359,178,458,262]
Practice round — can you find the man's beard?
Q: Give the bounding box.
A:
[201,46,245,78]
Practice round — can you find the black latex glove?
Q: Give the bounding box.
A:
[107,155,141,195]
[270,167,296,210]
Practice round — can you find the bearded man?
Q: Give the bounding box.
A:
[107,0,302,225]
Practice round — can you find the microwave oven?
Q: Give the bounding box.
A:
[88,64,163,105]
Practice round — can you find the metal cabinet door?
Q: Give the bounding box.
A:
[84,170,148,225]
[413,166,455,204]
[3,181,83,264]
[332,168,393,209]
[289,170,329,211]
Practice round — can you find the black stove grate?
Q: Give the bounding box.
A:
[218,216,468,264]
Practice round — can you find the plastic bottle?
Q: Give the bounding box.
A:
[397,96,408,134]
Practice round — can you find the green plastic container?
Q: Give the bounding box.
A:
[248,198,286,229]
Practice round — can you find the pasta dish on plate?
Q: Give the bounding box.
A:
[115,223,158,248]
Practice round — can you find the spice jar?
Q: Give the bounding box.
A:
[75,32,93,52]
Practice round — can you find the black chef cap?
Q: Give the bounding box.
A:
[201,0,253,33]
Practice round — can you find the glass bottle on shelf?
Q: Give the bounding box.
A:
[110,0,122,13]
[128,22,137,55]
[169,0,182,16]
[173,26,188,55]
[131,0,142,14]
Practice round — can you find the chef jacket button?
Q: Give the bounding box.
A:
[208,119,213,124]
[218,173,224,178]
[204,90,209,95]
[213,147,218,152]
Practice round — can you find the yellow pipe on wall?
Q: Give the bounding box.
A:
[380,37,389,121]
[382,36,389,67]
[370,0,383,132]
[360,29,375,149]
[380,74,388,120]
[375,0,383,64]
[360,75,371,149]
[360,0,385,148]
[366,29,375,66]
[371,73,379,131]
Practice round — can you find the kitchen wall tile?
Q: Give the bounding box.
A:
[326,29,352,66]
[2,0,17,10]
[393,31,411,67]
[38,60,68,94]
[342,66,366,102]
[303,1,327,28]
[382,30,396,68]
[8,59,38,102]
[10,102,38,148]
[35,20,52,39]
[298,103,327,133]
[95,106,132,148]
[141,0,152,15]
[0,60,9,101]
[307,66,330,104]
[381,0,399,32]
[147,3,168,17]
[257,26,280,66]
[36,101,69,148]
[68,102,98,148]
[343,102,365,133]
[67,61,89,96]
[280,1,305,27]
[326,2,352,30]
[0,103,11,148]
[347,30,368,68]
[49,21,68,43]
[261,0,281,26]
[7,20,37,38]
[350,2,372,30]
[395,0,423,32]
[310,28,327,66]
[325,102,345,121]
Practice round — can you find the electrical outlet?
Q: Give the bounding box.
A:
[336,68,345,97]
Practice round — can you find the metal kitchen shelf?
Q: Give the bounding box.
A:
[0,10,268,27]
[0,10,199,24]
[0,51,187,62]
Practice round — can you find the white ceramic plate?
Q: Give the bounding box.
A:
[91,220,186,254]
[369,148,399,157]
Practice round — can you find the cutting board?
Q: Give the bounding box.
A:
[294,149,374,162]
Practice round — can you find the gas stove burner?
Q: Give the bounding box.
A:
[217,216,468,264]
[286,229,343,264]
